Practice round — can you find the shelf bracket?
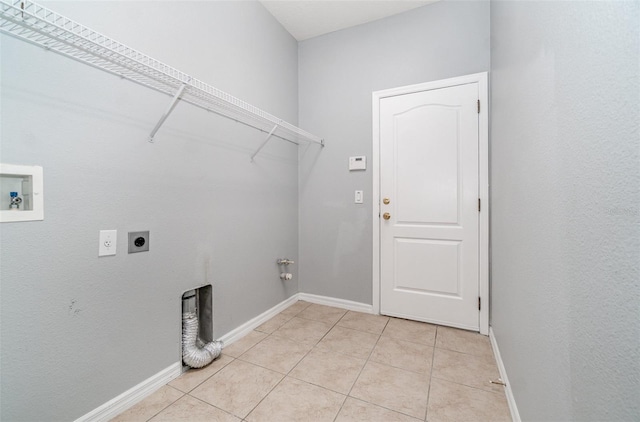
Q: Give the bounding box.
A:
[149,83,187,143]
[250,124,279,162]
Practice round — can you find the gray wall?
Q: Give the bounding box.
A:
[0,2,302,420]
[298,1,490,303]
[490,1,640,420]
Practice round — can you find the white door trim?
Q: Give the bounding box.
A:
[372,72,489,335]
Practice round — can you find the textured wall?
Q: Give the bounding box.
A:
[490,1,640,420]
[0,2,301,420]
[298,0,490,304]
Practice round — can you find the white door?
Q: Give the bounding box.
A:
[379,81,480,331]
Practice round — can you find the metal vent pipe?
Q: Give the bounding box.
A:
[182,311,223,368]
[181,288,222,369]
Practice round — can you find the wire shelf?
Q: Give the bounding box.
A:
[0,0,324,148]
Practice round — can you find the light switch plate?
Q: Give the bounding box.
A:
[99,230,117,257]
[355,190,364,204]
[349,156,366,171]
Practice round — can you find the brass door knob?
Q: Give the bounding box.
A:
[383,212,391,220]
[383,198,390,205]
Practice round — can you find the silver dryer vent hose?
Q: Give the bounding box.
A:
[182,312,223,368]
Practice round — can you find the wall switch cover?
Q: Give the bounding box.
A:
[99,230,117,257]
[349,156,366,171]
[355,190,364,204]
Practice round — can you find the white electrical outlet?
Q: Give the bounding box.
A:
[99,230,117,257]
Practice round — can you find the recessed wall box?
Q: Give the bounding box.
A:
[128,231,150,253]
[349,156,366,171]
[0,163,44,223]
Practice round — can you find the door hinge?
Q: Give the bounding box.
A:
[478,198,481,212]
[478,297,481,311]
[477,99,480,114]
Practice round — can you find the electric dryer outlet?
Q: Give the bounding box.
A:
[128,231,150,253]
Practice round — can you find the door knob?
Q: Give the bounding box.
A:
[383,212,391,220]
[383,198,390,205]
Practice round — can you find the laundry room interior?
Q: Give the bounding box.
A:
[0,0,638,421]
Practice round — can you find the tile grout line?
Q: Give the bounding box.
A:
[239,332,298,419]
[288,314,372,388]
[345,317,389,396]
[434,344,496,359]
[430,375,507,396]
[338,316,433,421]
[162,302,500,422]
[332,316,391,421]
[185,394,242,421]
[433,326,495,359]
[429,331,504,397]
[242,369,287,420]
[237,301,316,361]
[367,337,435,376]
[288,307,352,422]
[143,385,185,422]
[242,302,347,420]
[424,326,440,422]
[269,305,341,348]
[240,302,316,420]
[329,311,389,422]
[178,303,310,421]
[254,314,292,334]
[175,355,236,396]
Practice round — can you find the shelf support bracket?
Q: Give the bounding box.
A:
[250,124,279,162]
[149,83,187,143]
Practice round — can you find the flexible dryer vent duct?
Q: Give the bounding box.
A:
[182,312,223,368]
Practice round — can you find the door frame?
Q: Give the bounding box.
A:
[372,72,489,335]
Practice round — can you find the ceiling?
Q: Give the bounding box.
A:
[260,1,438,41]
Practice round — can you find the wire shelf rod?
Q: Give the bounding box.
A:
[0,0,324,148]
[250,125,280,162]
[149,83,188,143]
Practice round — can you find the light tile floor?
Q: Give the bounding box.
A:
[112,301,511,422]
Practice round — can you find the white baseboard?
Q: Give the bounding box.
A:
[218,294,300,346]
[298,292,374,314]
[76,293,372,422]
[218,293,373,347]
[489,327,521,422]
[74,361,181,422]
